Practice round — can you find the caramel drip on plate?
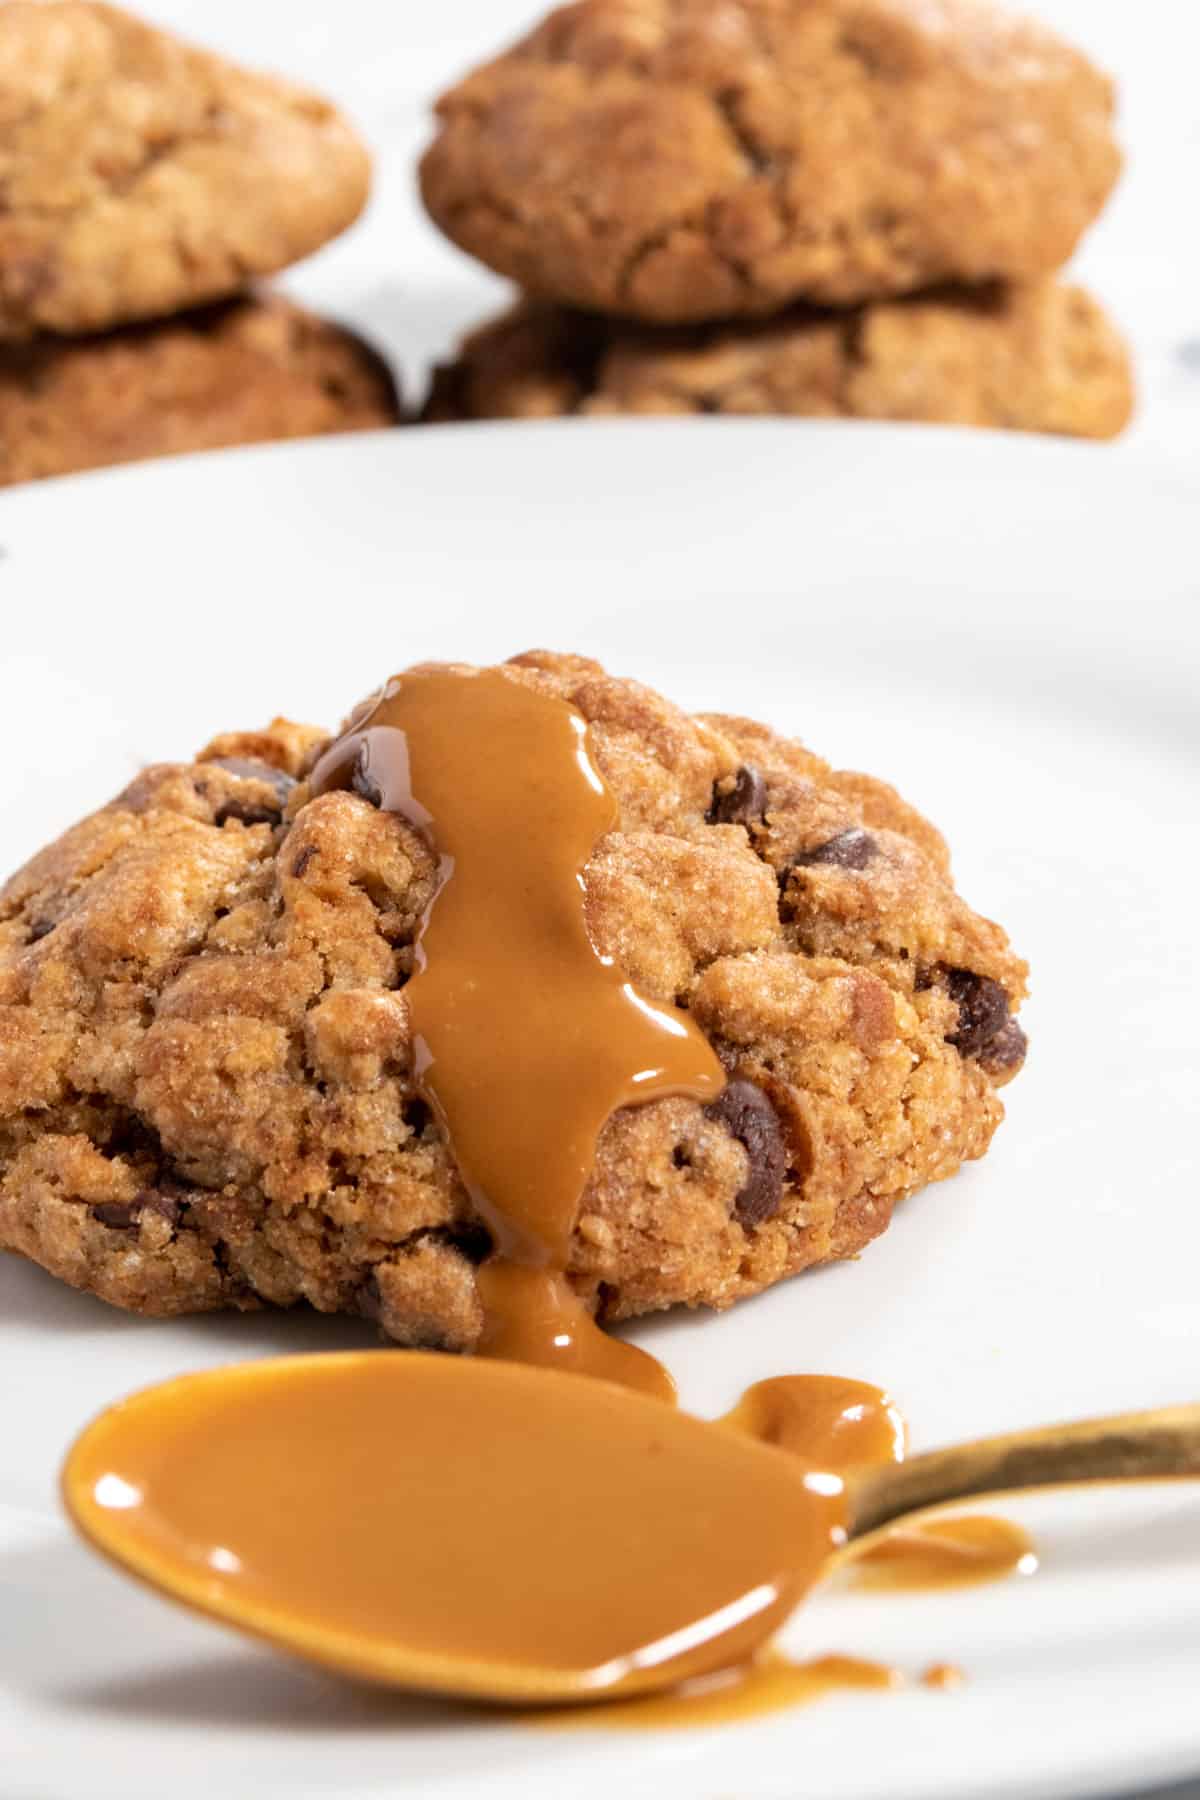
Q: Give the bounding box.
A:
[534,1651,901,1731]
[921,1662,967,1690]
[844,1514,1038,1591]
[309,668,723,1398]
[62,1353,846,1703]
[722,1375,1034,1592]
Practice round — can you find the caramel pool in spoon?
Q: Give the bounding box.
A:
[63,1352,845,1704]
[63,1353,1200,1706]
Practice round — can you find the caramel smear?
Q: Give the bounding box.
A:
[721,1375,907,1471]
[723,1376,1034,1593]
[309,668,723,1397]
[535,1651,901,1731]
[845,1514,1038,1592]
[63,1353,845,1703]
[921,1662,967,1690]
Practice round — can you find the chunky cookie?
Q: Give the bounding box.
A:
[0,1,370,338]
[0,654,1027,1345]
[0,295,400,486]
[420,0,1120,322]
[424,281,1133,439]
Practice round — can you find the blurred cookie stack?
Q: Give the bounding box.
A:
[0,1,398,487]
[419,0,1132,437]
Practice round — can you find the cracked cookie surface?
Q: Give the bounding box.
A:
[420,0,1120,322]
[424,281,1132,438]
[0,654,1028,1345]
[0,294,400,486]
[0,1,370,338]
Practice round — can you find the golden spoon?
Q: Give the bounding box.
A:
[61,1353,1200,1705]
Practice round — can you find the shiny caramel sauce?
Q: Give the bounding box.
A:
[921,1662,967,1690]
[63,1352,846,1703]
[62,673,1034,1727]
[721,1375,907,1471]
[724,1376,1034,1594]
[64,1357,1029,1725]
[308,668,723,1398]
[844,1514,1038,1592]
[534,1652,901,1731]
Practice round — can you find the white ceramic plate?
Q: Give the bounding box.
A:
[1,423,1198,1800]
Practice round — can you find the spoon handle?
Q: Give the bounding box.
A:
[847,1403,1200,1538]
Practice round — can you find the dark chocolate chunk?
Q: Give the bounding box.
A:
[707,764,767,828]
[91,1200,138,1230]
[351,739,384,809]
[443,1222,494,1266]
[209,757,296,828]
[290,843,318,879]
[792,828,877,871]
[977,1016,1028,1076]
[943,968,1011,1058]
[27,917,55,942]
[91,1190,184,1231]
[705,1079,788,1227]
[595,1280,619,1323]
[138,1189,184,1228]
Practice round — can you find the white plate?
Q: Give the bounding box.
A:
[1,423,1198,1800]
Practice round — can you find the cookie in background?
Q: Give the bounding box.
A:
[419,0,1132,438]
[423,281,1133,440]
[0,1,397,482]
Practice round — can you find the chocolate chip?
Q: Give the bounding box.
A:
[705,1079,788,1227]
[595,1280,619,1323]
[443,1223,494,1266]
[91,1190,184,1231]
[290,844,318,879]
[792,828,877,871]
[351,740,383,809]
[707,764,767,828]
[209,757,296,828]
[27,918,55,942]
[91,1200,138,1230]
[943,968,1011,1058]
[977,1016,1028,1076]
[139,1190,184,1228]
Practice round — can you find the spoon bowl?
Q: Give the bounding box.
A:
[62,1351,1200,1705]
[62,1351,843,1704]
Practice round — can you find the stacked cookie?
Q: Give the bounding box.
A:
[419,0,1132,437]
[0,2,399,486]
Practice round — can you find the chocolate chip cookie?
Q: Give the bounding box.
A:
[0,295,400,486]
[423,281,1132,438]
[0,1,370,339]
[0,654,1027,1345]
[420,0,1120,323]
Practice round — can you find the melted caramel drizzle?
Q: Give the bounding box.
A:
[720,1375,907,1471]
[63,1353,845,1702]
[723,1375,1035,1609]
[63,1359,1032,1726]
[845,1514,1038,1591]
[534,1651,901,1731]
[309,668,723,1399]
